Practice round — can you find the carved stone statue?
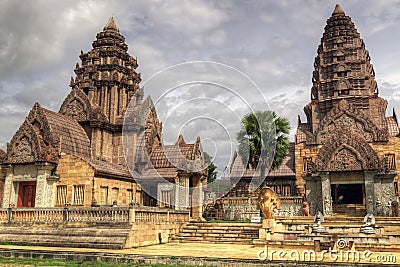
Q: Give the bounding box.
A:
[302,201,311,216]
[257,187,280,219]
[312,211,326,233]
[360,213,375,234]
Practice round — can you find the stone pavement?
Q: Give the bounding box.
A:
[0,243,399,266]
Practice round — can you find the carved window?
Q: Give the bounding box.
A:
[337,56,345,61]
[281,185,292,197]
[112,187,119,205]
[56,185,67,206]
[385,154,396,170]
[127,189,133,205]
[100,186,108,205]
[303,157,312,173]
[136,189,141,205]
[160,190,173,208]
[73,185,84,206]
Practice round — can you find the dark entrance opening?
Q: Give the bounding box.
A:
[331,184,364,204]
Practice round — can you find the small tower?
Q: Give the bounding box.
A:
[73,17,142,125]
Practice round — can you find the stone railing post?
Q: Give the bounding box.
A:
[167,210,170,223]
[129,206,135,224]
[7,207,12,223]
[63,207,69,222]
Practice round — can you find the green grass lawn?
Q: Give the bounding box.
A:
[0,256,196,267]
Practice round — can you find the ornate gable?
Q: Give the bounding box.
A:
[59,86,107,122]
[315,133,379,172]
[7,119,42,164]
[316,99,388,144]
[26,102,59,148]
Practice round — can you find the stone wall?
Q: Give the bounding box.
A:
[126,206,189,247]
[223,197,304,220]
[56,154,138,207]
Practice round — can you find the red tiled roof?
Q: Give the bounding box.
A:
[230,143,296,180]
[268,143,295,177]
[80,156,136,179]
[140,167,178,179]
[386,116,399,137]
[150,144,196,169]
[295,123,309,144]
[43,108,91,158]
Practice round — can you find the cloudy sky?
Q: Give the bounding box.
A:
[1,0,400,175]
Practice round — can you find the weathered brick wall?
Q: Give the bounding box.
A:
[55,154,138,207]
[294,143,321,195]
[56,154,94,207]
[371,137,400,193]
[125,221,184,247]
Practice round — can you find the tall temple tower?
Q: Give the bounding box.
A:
[59,17,161,166]
[306,4,386,133]
[295,4,400,217]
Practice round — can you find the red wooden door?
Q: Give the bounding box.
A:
[17,182,36,208]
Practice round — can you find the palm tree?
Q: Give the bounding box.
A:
[237,110,290,181]
[204,152,218,184]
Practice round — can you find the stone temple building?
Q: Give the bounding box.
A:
[296,4,400,217]
[227,4,400,218]
[0,18,206,217]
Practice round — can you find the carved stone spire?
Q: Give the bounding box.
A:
[71,17,141,125]
[304,3,387,132]
[103,17,119,32]
[332,3,345,15]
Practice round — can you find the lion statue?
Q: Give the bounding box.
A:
[257,187,281,219]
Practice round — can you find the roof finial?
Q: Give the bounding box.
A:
[104,17,119,32]
[332,3,345,15]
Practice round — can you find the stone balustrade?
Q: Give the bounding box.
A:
[0,206,190,224]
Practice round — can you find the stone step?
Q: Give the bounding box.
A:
[176,233,257,239]
[173,237,253,244]
[173,222,260,244]
[180,228,257,234]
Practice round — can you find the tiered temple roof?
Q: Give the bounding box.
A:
[297,4,399,144]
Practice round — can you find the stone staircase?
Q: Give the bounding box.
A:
[0,222,132,249]
[173,222,261,244]
[332,204,367,217]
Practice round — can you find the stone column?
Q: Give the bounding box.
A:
[320,172,332,216]
[190,174,204,219]
[35,163,55,207]
[2,166,14,208]
[374,173,396,216]
[364,171,375,215]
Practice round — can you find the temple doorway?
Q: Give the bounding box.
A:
[331,183,366,216]
[331,184,364,205]
[17,182,36,208]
